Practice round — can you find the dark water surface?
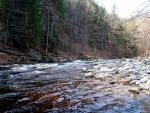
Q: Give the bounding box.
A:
[0,60,150,113]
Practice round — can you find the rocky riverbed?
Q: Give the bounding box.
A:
[1,58,150,112]
[80,57,150,94]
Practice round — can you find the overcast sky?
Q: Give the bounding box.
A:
[94,0,149,18]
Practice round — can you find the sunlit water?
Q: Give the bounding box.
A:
[0,60,150,113]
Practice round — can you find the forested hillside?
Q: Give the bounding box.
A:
[130,16,150,56]
[0,0,138,62]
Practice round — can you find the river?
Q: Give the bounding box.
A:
[0,59,150,113]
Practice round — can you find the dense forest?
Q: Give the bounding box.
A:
[0,0,146,62]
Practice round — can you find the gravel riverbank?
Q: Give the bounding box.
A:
[80,57,150,94]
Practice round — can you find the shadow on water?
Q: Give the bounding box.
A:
[0,60,150,113]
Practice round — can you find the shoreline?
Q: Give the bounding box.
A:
[80,57,150,94]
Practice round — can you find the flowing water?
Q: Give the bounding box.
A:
[0,60,150,113]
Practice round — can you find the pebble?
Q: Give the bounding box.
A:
[128,88,139,94]
[119,72,130,77]
[110,81,116,84]
[94,73,104,79]
[121,78,132,83]
[87,69,95,73]
[125,75,137,81]
[100,67,110,72]
[136,80,141,85]
[85,72,93,78]
[82,67,87,72]
[146,70,150,74]
[140,77,149,83]
[146,80,150,85]
[93,65,101,69]
[130,80,137,84]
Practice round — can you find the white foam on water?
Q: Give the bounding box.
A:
[11,63,58,72]
[36,63,58,69]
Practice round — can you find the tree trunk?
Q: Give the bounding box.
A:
[46,3,50,53]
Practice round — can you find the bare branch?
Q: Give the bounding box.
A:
[133,16,150,30]
[136,2,150,17]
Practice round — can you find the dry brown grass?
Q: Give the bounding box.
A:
[0,53,9,64]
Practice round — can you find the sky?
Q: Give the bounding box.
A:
[94,0,149,18]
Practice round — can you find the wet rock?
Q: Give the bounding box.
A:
[94,73,104,79]
[87,69,95,73]
[122,66,129,70]
[118,72,130,77]
[130,80,137,84]
[125,75,137,81]
[126,59,133,62]
[143,60,150,65]
[140,77,149,83]
[92,62,99,66]
[128,88,139,94]
[100,67,110,72]
[110,80,116,84]
[146,80,150,86]
[143,85,149,90]
[114,70,119,74]
[143,90,150,95]
[28,49,42,62]
[146,70,150,74]
[94,73,110,79]
[128,69,135,74]
[121,78,132,83]
[0,65,12,71]
[93,65,101,69]
[109,68,117,72]
[81,67,87,72]
[136,80,141,85]
[108,64,116,68]
[84,72,93,78]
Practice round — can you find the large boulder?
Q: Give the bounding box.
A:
[27,50,42,62]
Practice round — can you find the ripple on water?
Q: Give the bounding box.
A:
[0,61,150,113]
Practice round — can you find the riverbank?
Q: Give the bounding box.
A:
[0,45,77,64]
[0,44,101,65]
[80,57,150,95]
